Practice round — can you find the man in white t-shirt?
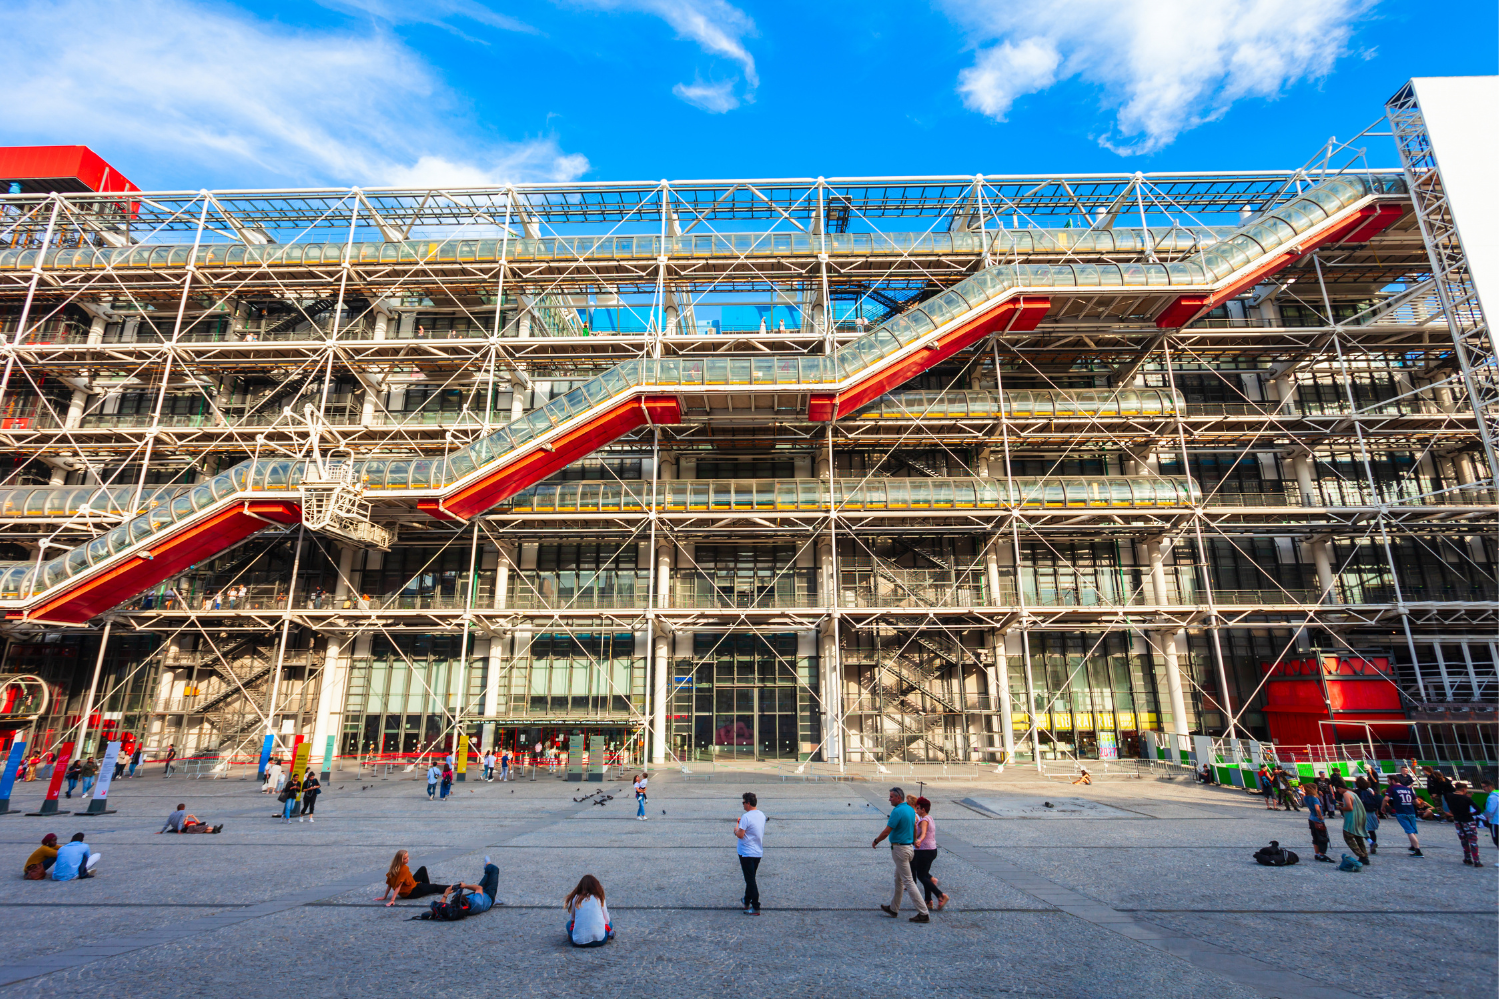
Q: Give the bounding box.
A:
[734,791,766,915]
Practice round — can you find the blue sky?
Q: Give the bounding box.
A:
[4,0,1495,190]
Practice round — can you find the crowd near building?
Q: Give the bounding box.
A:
[0,78,1491,776]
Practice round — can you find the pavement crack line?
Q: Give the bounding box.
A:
[0,801,595,988]
[850,784,1365,999]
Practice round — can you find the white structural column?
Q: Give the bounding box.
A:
[333,545,355,607]
[485,542,514,750]
[1290,450,1339,604]
[985,537,1015,761]
[309,635,345,769]
[360,303,392,427]
[473,634,495,753]
[813,448,839,761]
[313,545,358,761]
[1142,536,1189,737]
[64,314,106,430]
[651,453,676,764]
[980,444,1015,762]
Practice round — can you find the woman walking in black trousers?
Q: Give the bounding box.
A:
[912,797,950,911]
[299,770,321,823]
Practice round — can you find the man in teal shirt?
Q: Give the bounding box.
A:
[872,786,930,921]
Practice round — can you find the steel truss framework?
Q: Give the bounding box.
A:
[0,137,1493,767]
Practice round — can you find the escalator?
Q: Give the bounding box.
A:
[0,174,1405,623]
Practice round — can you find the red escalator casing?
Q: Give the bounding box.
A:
[807,296,1051,422]
[25,500,301,625]
[1154,203,1405,330]
[428,395,682,521]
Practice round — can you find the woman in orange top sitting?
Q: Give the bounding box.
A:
[374,849,449,906]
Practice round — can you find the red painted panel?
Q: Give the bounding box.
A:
[1154,295,1209,330]
[1263,669,1409,744]
[416,499,459,521]
[806,396,837,422]
[1327,679,1404,712]
[641,396,682,426]
[1264,679,1328,711]
[439,396,681,520]
[1310,205,1382,247]
[1263,710,1325,746]
[1342,204,1404,243]
[809,297,1050,421]
[29,501,300,624]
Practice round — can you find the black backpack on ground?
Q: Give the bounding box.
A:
[420,892,473,921]
[1253,840,1299,866]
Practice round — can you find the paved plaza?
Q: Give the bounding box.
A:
[0,765,1491,998]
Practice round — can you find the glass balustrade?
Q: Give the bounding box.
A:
[499,476,1199,515]
[853,388,1185,420]
[0,225,1279,273]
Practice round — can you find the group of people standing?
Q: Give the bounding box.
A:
[734,786,948,922]
[481,750,513,782]
[1289,764,1494,868]
[202,585,250,610]
[14,744,150,783]
[260,758,321,822]
[421,748,520,798]
[427,761,456,800]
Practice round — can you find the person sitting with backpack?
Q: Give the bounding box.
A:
[419,859,500,920]
[23,834,58,879]
[279,773,302,823]
[564,874,614,947]
[159,803,222,834]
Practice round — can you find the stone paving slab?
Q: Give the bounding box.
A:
[0,769,1488,998]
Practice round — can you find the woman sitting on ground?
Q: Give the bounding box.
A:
[159,803,223,834]
[375,849,449,906]
[564,874,613,947]
[22,834,58,879]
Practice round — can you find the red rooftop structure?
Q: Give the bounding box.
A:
[0,145,138,196]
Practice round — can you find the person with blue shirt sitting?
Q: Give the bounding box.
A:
[51,832,101,881]
[428,858,500,917]
[871,786,929,923]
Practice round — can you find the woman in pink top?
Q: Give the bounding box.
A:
[911,797,949,911]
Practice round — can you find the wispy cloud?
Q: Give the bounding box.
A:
[672,79,740,113]
[317,0,538,39]
[1,0,587,189]
[943,0,1372,154]
[573,0,759,109]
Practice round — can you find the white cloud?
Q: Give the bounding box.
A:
[573,0,758,109]
[943,0,1372,153]
[0,0,587,189]
[957,38,1061,119]
[317,0,538,39]
[672,79,740,113]
[384,150,591,188]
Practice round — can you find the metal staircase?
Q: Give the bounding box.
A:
[261,297,343,336]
